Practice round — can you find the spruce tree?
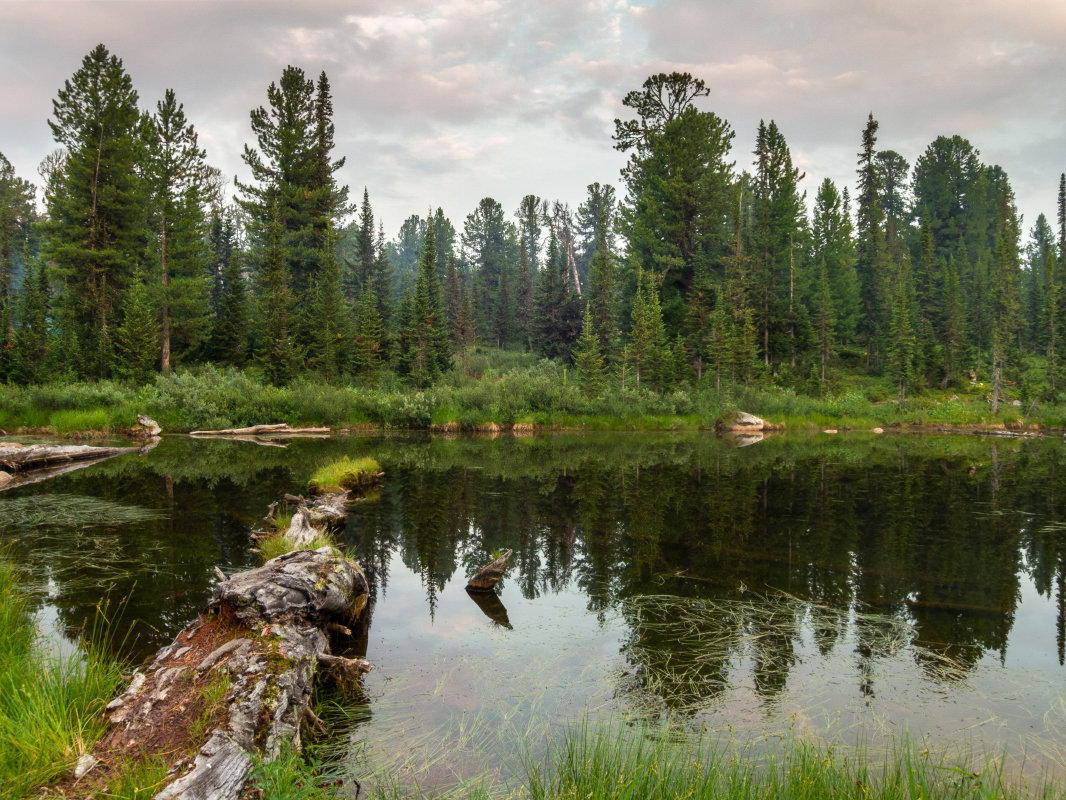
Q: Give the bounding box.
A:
[309,220,348,380]
[887,260,916,404]
[113,267,160,384]
[629,268,666,390]
[586,210,619,366]
[352,284,383,380]
[573,303,606,399]
[814,259,835,386]
[13,255,51,384]
[143,88,213,373]
[258,202,296,385]
[210,252,250,367]
[1045,248,1060,392]
[940,255,966,385]
[402,217,449,386]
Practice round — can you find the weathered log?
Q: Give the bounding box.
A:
[79,548,370,800]
[130,414,162,438]
[715,411,781,433]
[0,443,138,492]
[466,549,513,592]
[190,424,332,437]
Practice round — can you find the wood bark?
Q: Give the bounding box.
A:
[90,548,370,800]
[0,444,138,491]
[466,549,513,592]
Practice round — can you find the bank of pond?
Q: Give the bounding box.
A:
[0,431,1064,797]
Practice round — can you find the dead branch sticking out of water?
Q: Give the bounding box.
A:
[466,549,513,592]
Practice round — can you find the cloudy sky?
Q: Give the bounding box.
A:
[2,0,1065,241]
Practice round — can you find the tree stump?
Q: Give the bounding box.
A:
[466,549,513,592]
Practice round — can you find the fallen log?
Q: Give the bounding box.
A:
[466,549,513,592]
[0,443,138,492]
[74,548,370,800]
[190,424,332,437]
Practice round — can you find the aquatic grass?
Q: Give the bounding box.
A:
[525,722,1060,800]
[0,494,164,530]
[0,558,125,799]
[308,456,381,494]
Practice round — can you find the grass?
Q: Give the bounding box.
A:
[0,557,125,800]
[308,456,382,494]
[101,754,169,800]
[523,722,1059,800]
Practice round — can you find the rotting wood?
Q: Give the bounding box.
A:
[0,443,138,492]
[466,549,513,592]
[76,548,370,800]
[56,461,381,799]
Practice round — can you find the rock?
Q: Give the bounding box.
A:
[823,429,838,434]
[716,412,780,433]
[0,471,11,489]
[871,427,884,434]
[73,754,98,780]
[134,414,162,437]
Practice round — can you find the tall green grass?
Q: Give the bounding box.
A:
[0,559,124,799]
[525,723,1058,800]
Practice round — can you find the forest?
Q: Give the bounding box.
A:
[1,44,1063,426]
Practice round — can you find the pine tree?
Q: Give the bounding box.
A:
[0,154,36,381]
[586,210,619,365]
[514,235,533,350]
[572,303,606,399]
[615,73,735,338]
[629,267,666,389]
[989,183,1022,413]
[854,114,892,364]
[940,255,966,385]
[143,88,213,372]
[113,267,160,384]
[814,259,835,386]
[810,179,859,343]
[402,217,449,386]
[309,221,348,380]
[45,44,144,378]
[352,284,383,380]
[887,260,916,404]
[259,202,296,385]
[209,251,250,367]
[1045,248,1060,392]
[348,187,375,299]
[13,255,51,384]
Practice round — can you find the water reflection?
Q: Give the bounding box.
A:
[0,432,1063,766]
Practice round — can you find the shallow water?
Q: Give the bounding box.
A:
[1,431,1063,792]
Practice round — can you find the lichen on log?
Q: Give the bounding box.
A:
[76,548,370,800]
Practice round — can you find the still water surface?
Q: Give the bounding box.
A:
[1,432,1063,791]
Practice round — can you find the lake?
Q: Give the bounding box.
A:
[1,431,1063,793]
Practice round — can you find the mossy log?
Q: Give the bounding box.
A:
[79,548,370,800]
[0,443,137,491]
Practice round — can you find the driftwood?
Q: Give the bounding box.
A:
[0,443,137,492]
[467,589,513,629]
[466,549,513,592]
[82,548,370,800]
[190,424,332,437]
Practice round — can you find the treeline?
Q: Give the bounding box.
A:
[0,50,1062,407]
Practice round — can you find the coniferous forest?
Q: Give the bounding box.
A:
[2,46,1064,430]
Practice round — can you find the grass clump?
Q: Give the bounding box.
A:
[102,755,169,800]
[249,743,335,800]
[0,558,124,799]
[527,723,1058,800]
[308,456,381,495]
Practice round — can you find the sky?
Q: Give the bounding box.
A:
[2,0,1065,243]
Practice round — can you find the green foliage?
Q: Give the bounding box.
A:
[102,756,169,800]
[0,558,124,799]
[249,744,334,800]
[112,267,161,384]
